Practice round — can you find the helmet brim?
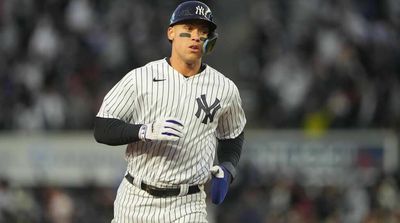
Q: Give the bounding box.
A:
[169,17,217,32]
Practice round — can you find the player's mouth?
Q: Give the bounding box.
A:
[189,45,200,52]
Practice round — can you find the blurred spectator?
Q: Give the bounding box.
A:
[29,16,60,63]
[0,179,40,222]
[65,0,95,35]
[0,179,13,222]
[42,187,75,223]
[38,79,66,130]
[344,182,370,223]
[43,187,75,223]
[376,176,399,212]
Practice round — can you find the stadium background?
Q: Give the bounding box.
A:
[1,0,400,222]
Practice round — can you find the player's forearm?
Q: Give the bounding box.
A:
[217,132,244,180]
[94,117,142,146]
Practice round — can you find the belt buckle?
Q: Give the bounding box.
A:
[142,183,178,197]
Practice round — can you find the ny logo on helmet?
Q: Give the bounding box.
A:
[195,94,221,124]
[196,5,205,16]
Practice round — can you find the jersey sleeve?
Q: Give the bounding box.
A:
[216,84,246,139]
[96,72,136,122]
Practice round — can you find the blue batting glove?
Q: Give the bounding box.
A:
[210,165,231,205]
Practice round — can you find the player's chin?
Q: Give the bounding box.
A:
[186,51,203,60]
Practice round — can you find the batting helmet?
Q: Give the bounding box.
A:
[169,1,217,31]
[169,1,218,54]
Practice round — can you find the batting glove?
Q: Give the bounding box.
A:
[210,165,232,205]
[139,117,184,141]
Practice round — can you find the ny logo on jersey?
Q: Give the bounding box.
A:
[195,94,221,124]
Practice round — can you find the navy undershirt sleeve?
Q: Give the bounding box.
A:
[94,117,142,146]
[217,132,244,180]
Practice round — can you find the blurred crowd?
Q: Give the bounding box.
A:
[1,0,400,130]
[0,179,114,223]
[1,165,400,223]
[215,163,400,223]
[241,0,400,129]
[0,0,177,131]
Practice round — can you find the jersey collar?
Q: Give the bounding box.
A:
[164,57,207,78]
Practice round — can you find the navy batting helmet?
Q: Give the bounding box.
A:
[169,1,218,54]
[169,1,217,31]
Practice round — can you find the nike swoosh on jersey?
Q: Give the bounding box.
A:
[153,78,166,82]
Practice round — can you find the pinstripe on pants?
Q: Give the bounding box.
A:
[111,178,207,223]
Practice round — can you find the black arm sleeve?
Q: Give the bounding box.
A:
[93,117,142,146]
[217,132,244,180]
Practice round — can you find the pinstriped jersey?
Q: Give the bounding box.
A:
[97,58,246,187]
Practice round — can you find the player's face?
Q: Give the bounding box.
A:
[168,20,210,63]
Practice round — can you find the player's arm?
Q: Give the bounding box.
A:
[94,117,185,146]
[94,70,185,145]
[211,83,246,205]
[94,72,142,145]
[94,117,142,146]
[215,84,246,178]
[217,131,244,181]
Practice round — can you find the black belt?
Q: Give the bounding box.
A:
[124,173,200,197]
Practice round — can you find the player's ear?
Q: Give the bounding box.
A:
[167,26,175,42]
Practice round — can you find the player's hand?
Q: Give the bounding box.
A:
[139,117,184,141]
[210,165,231,205]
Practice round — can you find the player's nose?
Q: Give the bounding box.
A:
[191,29,201,42]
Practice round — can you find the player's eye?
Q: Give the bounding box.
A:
[200,30,209,35]
[199,27,209,35]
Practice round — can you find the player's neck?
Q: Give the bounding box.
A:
[169,56,202,77]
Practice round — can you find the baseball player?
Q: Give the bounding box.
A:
[94,1,246,222]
